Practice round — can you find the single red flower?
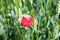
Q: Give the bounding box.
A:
[18,14,34,27]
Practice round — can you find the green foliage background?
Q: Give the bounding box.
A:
[0,0,60,40]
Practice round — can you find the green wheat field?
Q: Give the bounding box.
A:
[0,0,60,40]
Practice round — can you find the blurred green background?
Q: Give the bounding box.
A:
[0,0,60,40]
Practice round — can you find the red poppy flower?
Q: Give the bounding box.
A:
[18,14,34,27]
